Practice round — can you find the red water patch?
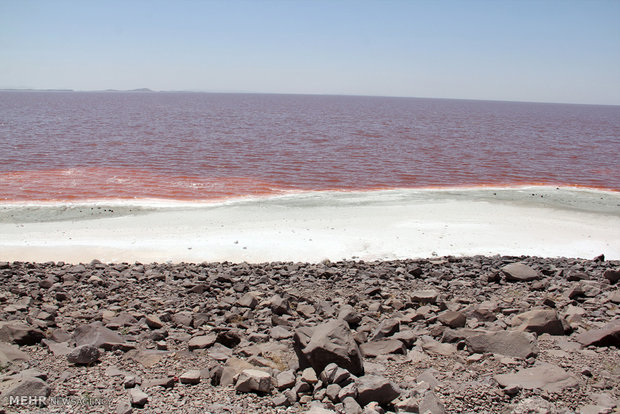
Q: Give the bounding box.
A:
[1,92,619,201]
[0,168,285,202]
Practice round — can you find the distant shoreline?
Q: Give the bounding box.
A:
[2,89,619,107]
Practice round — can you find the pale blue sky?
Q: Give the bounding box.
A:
[1,0,619,104]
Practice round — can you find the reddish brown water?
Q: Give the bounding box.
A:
[1,91,618,201]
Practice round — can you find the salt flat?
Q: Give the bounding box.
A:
[1,187,619,263]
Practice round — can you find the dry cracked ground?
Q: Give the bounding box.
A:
[0,256,619,414]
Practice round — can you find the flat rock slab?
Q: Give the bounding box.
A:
[0,342,29,363]
[465,331,538,358]
[501,263,540,282]
[575,319,620,347]
[410,290,440,304]
[494,363,579,392]
[73,322,131,350]
[188,334,217,350]
[512,309,567,335]
[360,339,406,357]
[0,322,44,345]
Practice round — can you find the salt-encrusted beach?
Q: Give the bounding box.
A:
[1,187,619,264]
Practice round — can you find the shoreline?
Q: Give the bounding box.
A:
[1,187,619,264]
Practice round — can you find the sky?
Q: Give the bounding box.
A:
[1,0,619,105]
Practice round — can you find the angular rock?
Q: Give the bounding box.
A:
[438,310,466,328]
[115,399,133,414]
[495,363,579,392]
[296,319,364,376]
[188,334,217,350]
[73,322,129,350]
[603,269,620,284]
[67,344,100,364]
[216,329,242,348]
[0,342,29,364]
[301,367,318,384]
[466,330,538,359]
[369,318,400,341]
[338,304,362,326]
[276,370,296,390]
[574,319,620,347]
[270,294,290,315]
[419,390,446,414]
[1,376,51,403]
[0,322,45,345]
[419,336,456,356]
[501,263,540,282]
[145,315,164,329]
[237,292,259,309]
[343,396,363,414]
[360,339,406,357]
[129,387,148,407]
[394,397,420,413]
[410,290,440,304]
[179,370,201,385]
[320,362,352,385]
[356,375,401,406]
[512,309,568,335]
[235,369,273,393]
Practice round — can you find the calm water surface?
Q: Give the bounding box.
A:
[1,91,618,201]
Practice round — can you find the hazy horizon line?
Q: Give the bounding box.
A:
[1,87,619,107]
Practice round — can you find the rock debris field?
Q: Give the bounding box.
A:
[0,256,619,414]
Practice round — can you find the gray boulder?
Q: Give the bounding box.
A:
[295,319,364,376]
[360,339,406,357]
[502,263,540,282]
[73,322,129,350]
[0,322,45,345]
[495,363,578,392]
[235,369,273,393]
[574,319,620,347]
[355,375,401,406]
[67,344,100,365]
[512,309,569,335]
[466,330,538,358]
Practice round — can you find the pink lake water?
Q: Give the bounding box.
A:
[1,91,619,202]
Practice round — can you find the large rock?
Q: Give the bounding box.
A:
[419,390,446,414]
[438,310,466,328]
[501,263,540,282]
[494,363,579,392]
[603,269,620,284]
[410,290,440,304]
[466,330,538,358]
[129,387,148,407]
[512,309,568,335]
[188,334,217,350]
[574,319,620,347]
[295,319,364,376]
[355,375,401,406]
[67,344,100,365]
[0,375,51,405]
[0,322,45,345]
[72,322,129,350]
[0,342,29,364]
[360,339,406,357]
[368,318,400,341]
[235,369,273,393]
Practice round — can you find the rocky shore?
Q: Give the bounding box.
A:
[0,256,618,413]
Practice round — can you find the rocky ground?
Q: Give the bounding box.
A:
[0,255,619,414]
